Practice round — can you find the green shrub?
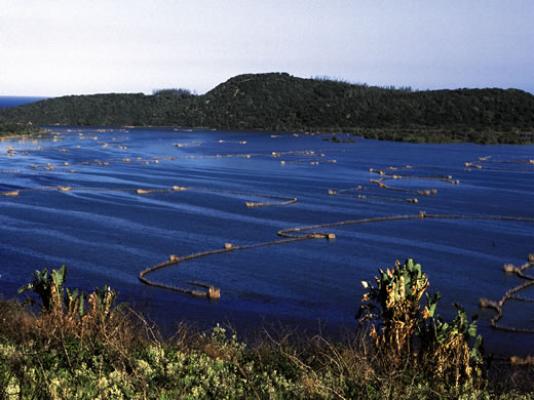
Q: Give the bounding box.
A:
[359,258,484,387]
[0,263,530,398]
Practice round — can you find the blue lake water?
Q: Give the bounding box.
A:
[0,127,533,354]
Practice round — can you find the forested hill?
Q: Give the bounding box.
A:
[2,72,534,143]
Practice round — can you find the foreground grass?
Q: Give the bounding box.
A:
[0,264,533,399]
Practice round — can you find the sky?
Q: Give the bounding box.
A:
[1,0,533,96]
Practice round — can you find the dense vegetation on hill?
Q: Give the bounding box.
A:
[0,122,38,137]
[2,73,534,143]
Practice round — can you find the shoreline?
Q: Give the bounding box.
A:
[2,124,533,145]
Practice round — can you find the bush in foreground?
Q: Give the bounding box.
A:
[358,259,484,387]
[0,262,532,399]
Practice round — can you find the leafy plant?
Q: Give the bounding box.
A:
[18,265,67,312]
[0,262,506,398]
[358,258,429,356]
[358,258,484,386]
[17,266,121,344]
[419,302,484,386]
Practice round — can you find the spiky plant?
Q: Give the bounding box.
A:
[18,266,120,333]
[18,265,67,313]
[359,258,429,356]
[419,302,484,386]
[358,258,484,387]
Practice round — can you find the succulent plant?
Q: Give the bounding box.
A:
[358,258,484,386]
[18,265,67,312]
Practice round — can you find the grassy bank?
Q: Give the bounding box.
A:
[1,261,533,399]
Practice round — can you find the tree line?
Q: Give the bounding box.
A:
[2,72,534,143]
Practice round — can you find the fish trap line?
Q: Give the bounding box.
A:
[139,236,309,299]
[0,184,299,209]
[331,159,472,203]
[369,168,460,185]
[3,142,334,174]
[464,157,534,172]
[328,183,440,205]
[327,186,421,204]
[368,178,440,196]
[355,192,422,205]
[368,164,462,194]
[138,212,534,320]
[479,254,534,334]
[131,185,298,208]
[17,150,323,171]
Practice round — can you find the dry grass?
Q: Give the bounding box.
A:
[0,265,533,399]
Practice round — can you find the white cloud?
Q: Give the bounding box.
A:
[1,0,532,95]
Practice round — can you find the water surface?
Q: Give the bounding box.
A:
[0,128,533,353]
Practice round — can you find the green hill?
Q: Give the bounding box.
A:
[2,72,534,143]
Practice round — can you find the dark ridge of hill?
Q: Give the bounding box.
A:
[2,72,534,143]
[0,92,196,127]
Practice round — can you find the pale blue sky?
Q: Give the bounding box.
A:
[1,0,533,96]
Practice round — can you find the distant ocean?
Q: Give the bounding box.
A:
[0,96,46,109]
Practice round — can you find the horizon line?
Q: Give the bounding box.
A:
[1,72,533,98]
